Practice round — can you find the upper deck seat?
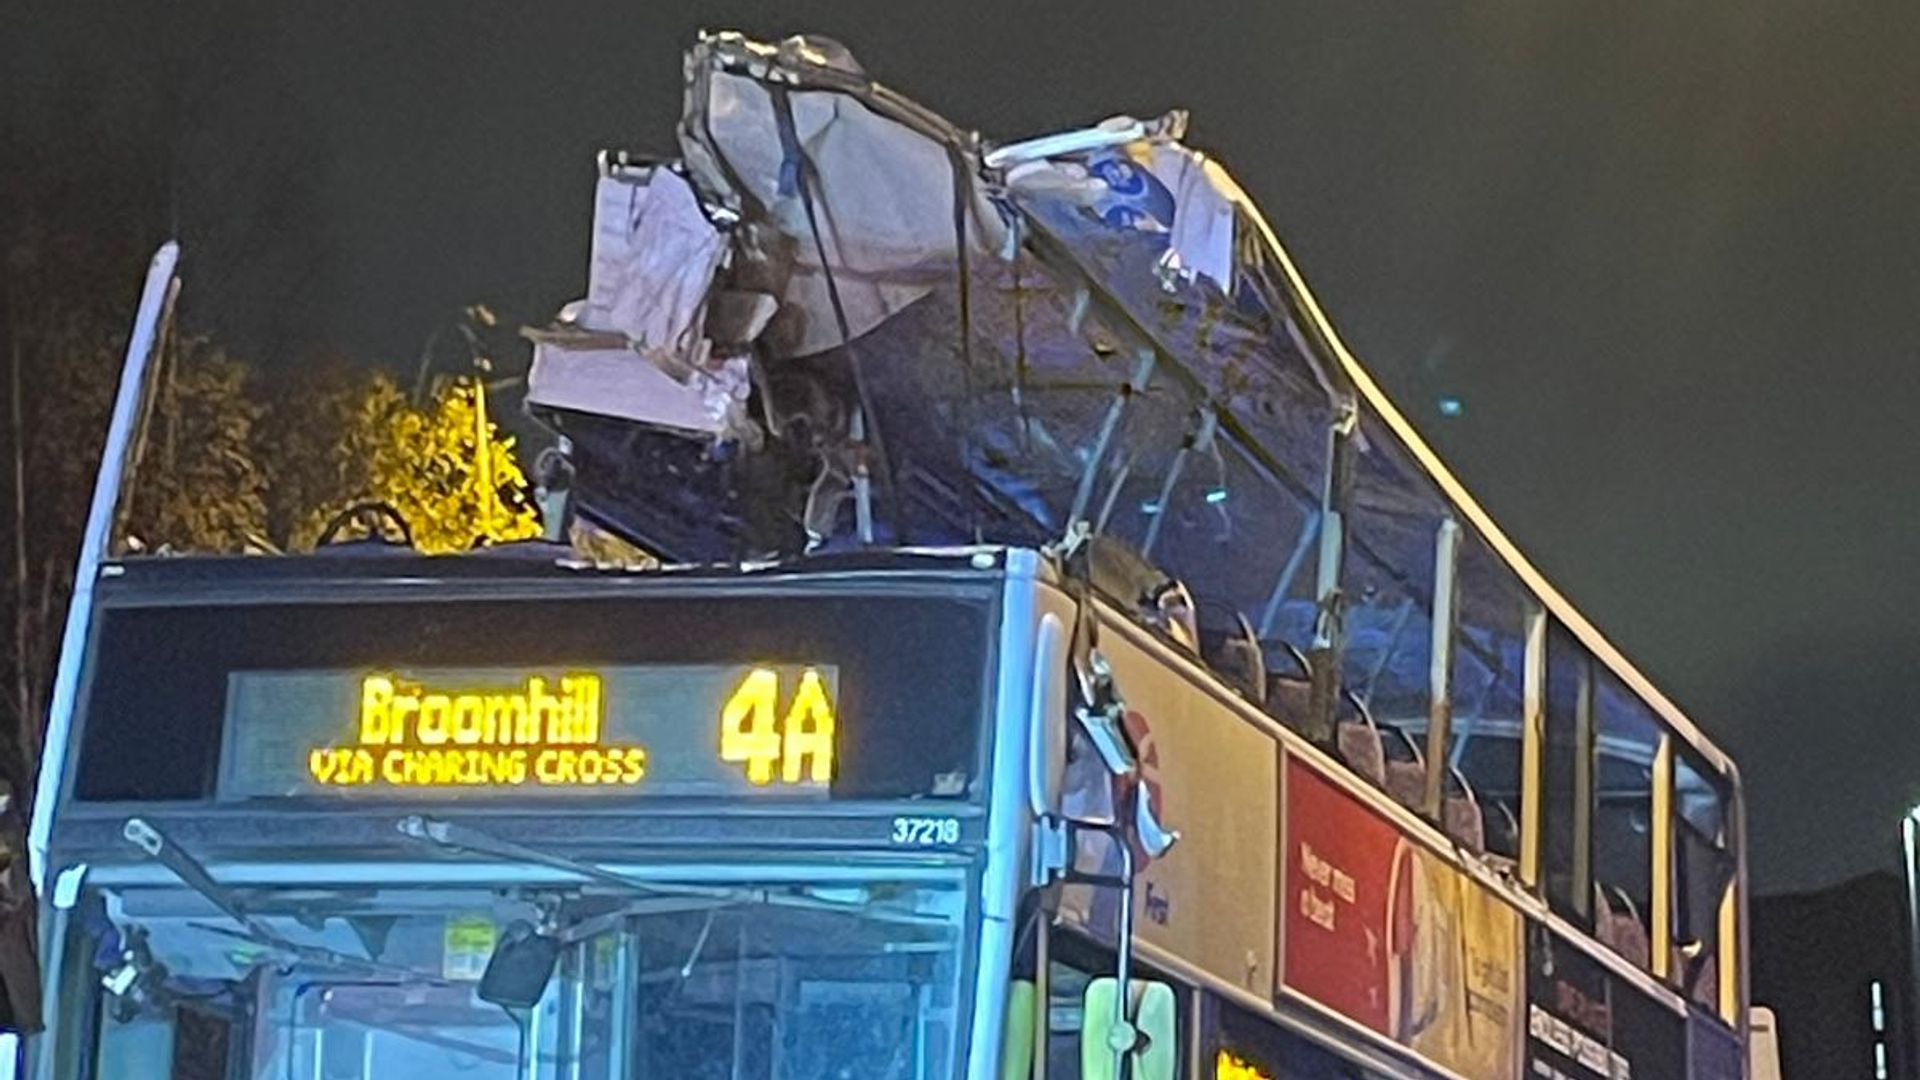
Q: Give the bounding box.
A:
[1442,772,1487,855]
[1596,885,1652,970]
[1380,724,1428,813]
[1335,717,1387,789]
[1265,674,1314,731]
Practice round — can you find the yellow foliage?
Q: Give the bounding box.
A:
[278,373,538,553]
[361,377,540,554]
[567,517,659,568]
[118,337,269,554]
[1214,1051,1273,1080]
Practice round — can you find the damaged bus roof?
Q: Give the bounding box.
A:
[524,31,1726,771]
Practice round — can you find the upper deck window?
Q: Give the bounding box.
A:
[1338,416,1448,735]
[1591,671,1663,973]
[1673,749,1734,1012]
[1541,621,1594,927]
[1448,529,1529,863]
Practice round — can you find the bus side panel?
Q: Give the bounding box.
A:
[1056,622,1279,1000]
[1688,1008,1743,1080]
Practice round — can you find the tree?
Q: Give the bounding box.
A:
[255,360,399,551]
[2,288,272,770]
[3,98,166,780]
[260,370,539,554]
[4,221,542,789]
[365,377,540,554]
[118,335,269,554]
[3,296,120,772]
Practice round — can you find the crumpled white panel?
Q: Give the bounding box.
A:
[578,167,725,360]
[686,71,1006,358]
[993,115,1239,292]
[527,339,748,437]
[1146,145,1237,291]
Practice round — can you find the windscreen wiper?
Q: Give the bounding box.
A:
[122,817,441,983]
[122,819,264,937]
[397,814,948,927]
[182,922,442,983]
[397,815,742,901]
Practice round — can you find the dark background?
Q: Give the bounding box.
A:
[1753,872,1917,1077]
[6,0,1918,892]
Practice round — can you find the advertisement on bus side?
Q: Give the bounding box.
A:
[1281,755,1522,1079]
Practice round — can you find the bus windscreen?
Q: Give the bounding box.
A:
[73,591,989,804]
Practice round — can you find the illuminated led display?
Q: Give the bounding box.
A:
[357,673,604,747]
[306,673,641,789]
[220,664,836,800]
[720,667,836,785]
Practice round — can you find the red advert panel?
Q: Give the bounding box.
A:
[1283,754,1521,1079]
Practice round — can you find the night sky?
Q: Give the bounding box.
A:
[7,0,1919,892]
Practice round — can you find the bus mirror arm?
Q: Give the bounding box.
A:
[1111,826,1136,1080]
[1041,815,1138,1079]
[1047,818,1131,891]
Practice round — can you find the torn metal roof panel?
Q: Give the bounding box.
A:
[524,30,1727,768]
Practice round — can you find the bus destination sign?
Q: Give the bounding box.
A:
[217,664,838,800]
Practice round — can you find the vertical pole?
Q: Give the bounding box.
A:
[1718,866,1739,1024]
[851,410,874,545]
[1067,351,1156,531]
[1111,831,1136,1080]
[6,273,29,764]
[1571,656,1595,925]
[1903,811,1920,1069]
[473,375,493,538]
[412,326,442,406]
[109,278,179,551]
[1139,409,1216,558]
[1032,918,1050,1080]
[1518,604,1547,889]
[1422,519,1461,820]
[728,921,748,1080]
[1651,735,1674,981]
[1256,511,1321,641]
[28,242,178,890]
[1305,404,1357,747]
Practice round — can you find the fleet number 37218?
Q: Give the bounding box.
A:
[890,816,961,846]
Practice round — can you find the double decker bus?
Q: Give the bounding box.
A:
[16,32,1761,1080]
